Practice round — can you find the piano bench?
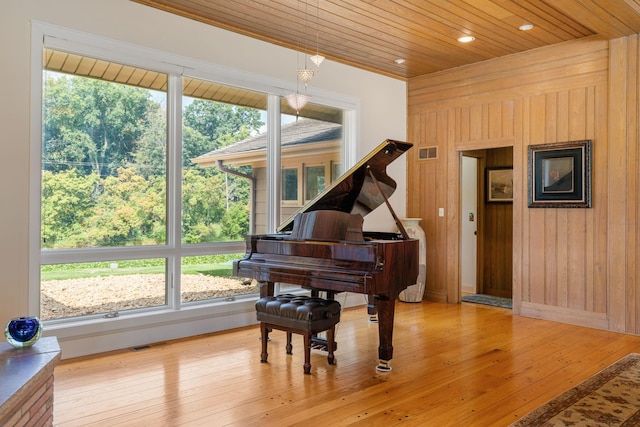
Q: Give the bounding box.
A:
[255,294,341,375]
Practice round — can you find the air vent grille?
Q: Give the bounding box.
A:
[418,146,438,159]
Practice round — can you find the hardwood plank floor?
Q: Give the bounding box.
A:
[53,301,640,426]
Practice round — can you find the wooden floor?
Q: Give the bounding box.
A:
[53,301,640,426]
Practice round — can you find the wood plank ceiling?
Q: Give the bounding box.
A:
[43,48,341,121]
[132,0,640,80]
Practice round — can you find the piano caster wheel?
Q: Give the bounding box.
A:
[376,360,392,372]
[369,315,378,323]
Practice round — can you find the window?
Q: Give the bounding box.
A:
[305,165,327,201]
[41,259,167,320]
[180,77,266,303]
[34,26,354,339]
[42,52,168,249]
[41,50,171,320]
[282,168,299,202]
[278,98,345,216]
[40,51,271,317]
[181,78,265,245]
[332,162,343,181]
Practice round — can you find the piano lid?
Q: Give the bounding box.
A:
[278,139,413,232]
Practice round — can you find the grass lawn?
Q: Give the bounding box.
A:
[41,254,241,281]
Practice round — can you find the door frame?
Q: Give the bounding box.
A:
[460,150,486,295]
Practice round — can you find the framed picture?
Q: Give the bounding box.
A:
[527,140,592,208]
[486,167,513,203]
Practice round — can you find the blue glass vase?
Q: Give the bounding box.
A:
[5,316,42,348]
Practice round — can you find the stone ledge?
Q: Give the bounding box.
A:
[0,337,61,425]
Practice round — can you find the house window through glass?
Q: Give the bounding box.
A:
[282,168,298,201]
[305,165,326,201]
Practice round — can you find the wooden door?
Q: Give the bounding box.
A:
[479,147,513,298]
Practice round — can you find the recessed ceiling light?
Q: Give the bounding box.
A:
[394,58,406,64]
[457,35,475,43]
[519,23,534,31]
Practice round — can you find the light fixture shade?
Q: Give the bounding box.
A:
[285,93,310,111]
[457,35,475,43]
[310,54,325,67]
[296,68,315,84]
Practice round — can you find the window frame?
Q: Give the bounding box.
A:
[29,22,358,343]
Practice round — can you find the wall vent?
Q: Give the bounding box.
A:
[418,146,438,159]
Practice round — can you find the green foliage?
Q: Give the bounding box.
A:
[222,204,250,240]
[182,126,213,167]
[183,99,263,150]
[132,108,167,179]
[43,75,155,178]
[41,170,100,248]
[42,74,261,249]
[82,167,166,246]
[182,168,227,243]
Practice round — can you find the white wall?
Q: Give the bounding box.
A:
[461,156,478,294]
[0,0,407,356]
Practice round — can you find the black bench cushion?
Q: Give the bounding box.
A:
[256,294,341,332]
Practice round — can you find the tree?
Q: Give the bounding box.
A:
[43,75,155,178]
[221,204,250,240]
[182,126,213,168]
[132,108,167,179]
[183,99,262,150]
[41,170,100,248]
[181,99,262,242]
[182,169,227,243]
[83,167,165,246]
[42,74,262,248]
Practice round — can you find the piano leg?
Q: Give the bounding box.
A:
[258,280,274,298]
[375,297,395,372]
[260,322,269,364]
[258,281,274,354]
[367,298,378,322]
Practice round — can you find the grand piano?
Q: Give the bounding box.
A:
[233,139,419,371]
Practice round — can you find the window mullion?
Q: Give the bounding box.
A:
[266,94,281,234]
[167,74,183,309]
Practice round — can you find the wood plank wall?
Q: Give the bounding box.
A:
[407,35,640,334]
[609,35,640,334]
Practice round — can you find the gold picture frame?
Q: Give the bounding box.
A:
[486,167,513,203]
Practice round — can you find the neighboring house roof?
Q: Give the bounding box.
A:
[192,118,342,167]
